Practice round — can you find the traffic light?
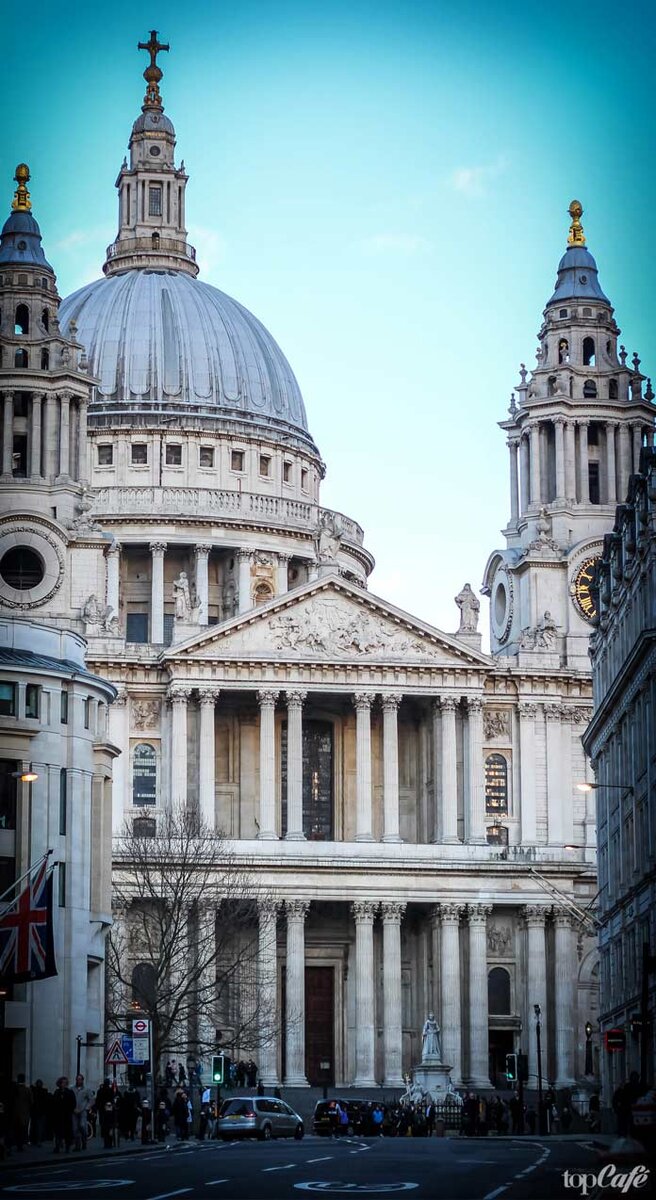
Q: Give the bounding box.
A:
[505,1053,518,1081]
[212,1053,227,1084]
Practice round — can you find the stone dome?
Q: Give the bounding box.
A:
[59,269,316,448]
[546,245,610,307]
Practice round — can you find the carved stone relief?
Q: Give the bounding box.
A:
[483,709,511,741]
[487,923,513,956]
[131,699,161,730]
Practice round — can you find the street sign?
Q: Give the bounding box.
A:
[105,1037,129,1065]
[132,1036,149,1063]
[605,1028,626,1052]
[132,1018,150,1036]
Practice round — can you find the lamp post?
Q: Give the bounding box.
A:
[584,1021,594,1077]
[534,1003,545,1134]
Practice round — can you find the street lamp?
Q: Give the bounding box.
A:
[584,1021,594,1076]
[11,767,39,783]
[576,782,634,794]
[534,1003,545,1134]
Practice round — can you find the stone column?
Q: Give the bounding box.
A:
[237,550,252,614]
[578,421,589,503]
[169,686,189,805]
[257,690,279,839]
[352,900,378,1086]
[197,902,217,1060]
[77,397,88,482]
[565,420,577,502]
[605,422,617,505]
[440,904,463,1085]
[195,544,211,626]
[150,541,167,644]
[524,905,548,1087]
[354,693,374,842]
[554,911,577,1087]
[58,392,70,478]
[518,702,537,845]
[439,697,459,843]
[258,900,281,1086]
[465,697,486,844]
[467,904,492,1088]
[618,423,631,502]
[508,438,520,523]
[106,543,121,625]
[529,423,541,507]
[554,417,565,501]
[277,553,290,595]
[545,704,564,845]
[284,899,310,1086]
[44,393,58,479]
[2,393,13,477]
[519,435,530,514]
[632,424,643,473]
[382,901,406,1086]
[198,688,219,828]
[30,394,43,479]
[285,690,307,840]
[382,694,403,843]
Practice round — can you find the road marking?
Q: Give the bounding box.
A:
[482,1189,508,1200]
[307,1157,333,1163]
[205,1182,230,1187]
[4,1184,134,1194]
[262,1164,295,1171]
[146,1191,193,1200]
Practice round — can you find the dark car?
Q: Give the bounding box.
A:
[313,1099,387,1137]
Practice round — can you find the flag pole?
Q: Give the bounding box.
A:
[0,850,53,916]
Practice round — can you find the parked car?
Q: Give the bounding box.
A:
[218,1096,304,1141]
[313,1099,387,1137]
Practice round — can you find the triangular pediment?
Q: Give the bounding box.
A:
[165,576,491,668]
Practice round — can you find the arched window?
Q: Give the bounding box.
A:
[40,348,49,369]
[132,743,157,806]
[151,231,160,248]
[609,378,618,400]
[485,753,508,814]
[14,304,29,335]
[41,308,49,331]
[488,967,511,1015]
[547,376,557,397]
[558,338,569,364]
[583,337,596,366]
[14,348,28,368]
[583,379,597,398]
[254,582,273,606]
[131,961,157,1011]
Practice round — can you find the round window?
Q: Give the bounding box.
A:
[149,146,161,156]
[0,546,45,590]
[494,581,507,627]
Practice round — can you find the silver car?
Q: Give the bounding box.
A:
[218,1096,305,1141]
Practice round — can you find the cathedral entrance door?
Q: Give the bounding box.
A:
[488,1029,515,1088]
[305,965,334,1086]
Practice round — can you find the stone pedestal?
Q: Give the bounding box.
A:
[172,618,201,644]
[412,1060,454,1100]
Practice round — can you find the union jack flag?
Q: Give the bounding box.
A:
[0,857,57,984]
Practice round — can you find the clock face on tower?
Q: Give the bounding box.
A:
[572,556,601,621]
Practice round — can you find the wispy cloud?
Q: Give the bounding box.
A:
[447,155,508,196]
[360,233,433,256]
[54,227,107,253]
[188,225,227,279]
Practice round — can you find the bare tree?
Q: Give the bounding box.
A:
[106,806,276,1078]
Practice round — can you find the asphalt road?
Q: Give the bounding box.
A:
[0,1135,604,1200]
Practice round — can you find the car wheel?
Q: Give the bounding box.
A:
[294,1124,304,1141]
[260,1123,272,1141]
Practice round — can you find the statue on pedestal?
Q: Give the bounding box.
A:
[455,584,480,634]
[421,1011,442,1062]
[173,571,192,620]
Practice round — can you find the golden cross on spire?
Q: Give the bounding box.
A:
[138,30,170,109]
[11,164,31,212]
[567,200,586,247]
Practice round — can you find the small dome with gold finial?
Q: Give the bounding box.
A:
[0,165,53,270]
[546,199,609,307]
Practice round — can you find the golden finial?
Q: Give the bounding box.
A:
[138,30,170,109]
[567,200,586,247]
[11,164,32,212]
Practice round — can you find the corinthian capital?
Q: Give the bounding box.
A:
[439,696,458,715]
[285,690,308,710]
[440,902,464,923]
[285,899,310,922]
[381,693,403,712]
[198,687,221,707]
[353,693,375,712]
[257,689,279,708]
[518,701,537,720]
[167,684,191,705]
[523,904,547,926]
[381,901,406,924]
[351,900,378,924]
[468,903,493,925]
[466,696,484,715]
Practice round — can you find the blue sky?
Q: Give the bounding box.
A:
[3,0,655,638]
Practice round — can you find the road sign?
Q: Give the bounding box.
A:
[605,1028,626,1052]
[105,1037,129,1066]
[132,1018,150,1036]
[132,1036,149,1063]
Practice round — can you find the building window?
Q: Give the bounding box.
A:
[485,753,508,814]
[14,304,29,335]
[131,443,148,465]
[583,337,596,366]
[609,379,618,400]
[259,454,271,477]
[60,688,68,724]
[231,450,245,472]
[165,443,182,466]
[558,338,569,364]
[0,761,18,830]
[133,816,157,839]
[0,547,45,591]
[589,461,600,504]
[559,308,568,318]
[132,743,157,806]
[126,613,149,644]
[301,468,308,491]
[199,445,214,468]
[84,697,91,730]
[25,684,40,719]
[40,349,49,369]
[283,461,293,484]
[98,444,113,466]
[42,308,49,331]
[148,186,162,216]
[486,823,509,847]
[0,683,17,717]
[59,768,67,835]
[58,862,66,907]
[254,582,273,605]
[583,379,598,398]
[488,967,512,1014]
[163,614,174,646]
[14,349,28,369]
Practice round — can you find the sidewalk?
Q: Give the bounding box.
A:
[0,1136,171,1170]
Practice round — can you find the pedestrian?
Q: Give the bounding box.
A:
[30,1080,49,1146]
[425,1101,435,1137]
[96,1078,115,1149]
[156,1099,169,1142]
[172,1088,188,1140]
[236,1061,246,1088]
[509,1095,521,1135]
[165,1061,175,1087]
[339,1103,349,1136]
[561,1102,572,1133]
[372,1105,385,1137]
[587,1093,600,1134]
[178,1063,187,1086]
[256,1078,264,1097]
[12,1075,31,1151]
[72,1074,94,1150]
[246,1060,257,1088]
[52,1077,76,1153]
[140,1098,152,1144]
[550,1102,560,1133]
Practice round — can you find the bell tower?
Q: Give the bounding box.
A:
[103,31,198,278]
[482,201,655,670]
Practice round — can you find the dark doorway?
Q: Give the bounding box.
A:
[281,719,334,839]
[305,965,334,1086]
[488,1029,515,1088]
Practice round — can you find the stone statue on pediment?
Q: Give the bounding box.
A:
[315,512,343,564]
[455,583,480,634]
[173,570,192,620]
